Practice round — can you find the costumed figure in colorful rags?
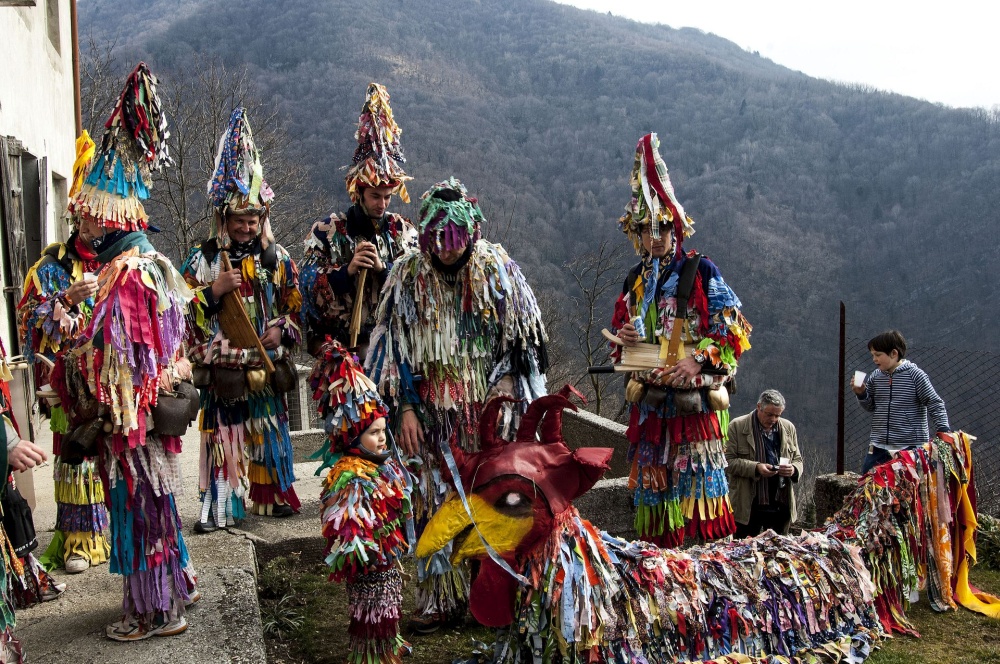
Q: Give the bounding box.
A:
[416,393,884,664]
[300,83,416,357]
[17,130,111,577]
[610,133,752,547]
[52,62,198,640]
[310,340,411,663]
[182,107,303,528]
[0,344,54,663]
[366,177,548,633]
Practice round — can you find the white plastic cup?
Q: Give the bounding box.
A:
[852,370,866,389]
[83,272,97,283]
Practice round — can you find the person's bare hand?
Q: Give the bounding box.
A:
[660,357,701,387]
[618,323,641,347]
[347,242,382,276]
[260,327,282,350]
[398,409,424,457]
[850,378,866,395]
[756,462,777,478]
[9,440,47,471]
[775,464,795,478]
[211,269,242,298]
[65,279,98,306]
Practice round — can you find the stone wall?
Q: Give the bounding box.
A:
[293,409,864,540]
[814,472,861,525]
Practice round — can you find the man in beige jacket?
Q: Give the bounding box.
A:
[725,390,803,536]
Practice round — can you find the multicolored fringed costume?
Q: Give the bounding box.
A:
[311,341,412,663]
[300,83,417,354]
[367,178,547,626]
[416,394,882,664]
[0,365,28,662]
[54,62,197,640]
[825,432,1000,629]
[182,107,302,525]
[17,132,111,574]
[610,134,751,546]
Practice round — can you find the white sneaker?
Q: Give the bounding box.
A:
[106,615,188,642]
[65,555,89,574]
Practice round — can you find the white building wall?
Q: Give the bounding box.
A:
[0,1,76,354]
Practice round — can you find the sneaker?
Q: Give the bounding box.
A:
[106,618,152,642]
[271,504,295,518]
[65,555,89,574]
[184,589,202,608]
[193,517,218,534]
[407,613,446,635]
[106,615,189,641]
[41,581,67,602]
[149,616,188,638]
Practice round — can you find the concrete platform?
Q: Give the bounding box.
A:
[14,408,633,663]
[15,425,327,664]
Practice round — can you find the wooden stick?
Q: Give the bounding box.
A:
[219,251,275,375]
[349,268,368,348]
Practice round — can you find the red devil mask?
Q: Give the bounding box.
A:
[452,394,613,516]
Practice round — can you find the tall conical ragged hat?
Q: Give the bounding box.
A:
[67,62,171,231]
[344,83,412,204]
[308,339,388,471]
[207,107,275,250]
[619,133,695,259]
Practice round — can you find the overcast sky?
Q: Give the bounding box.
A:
[554,0,997,110]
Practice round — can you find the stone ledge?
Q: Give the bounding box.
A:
[814,472,861,525]
[294,408,632,477]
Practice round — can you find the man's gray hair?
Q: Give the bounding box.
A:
[757,389,786,409]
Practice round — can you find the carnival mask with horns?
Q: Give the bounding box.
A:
[451,395,612,516]
[416,391,612,627]
[619,133,696,259]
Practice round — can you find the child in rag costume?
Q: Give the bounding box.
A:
[311,340,411,663]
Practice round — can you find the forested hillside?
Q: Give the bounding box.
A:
[79,0,1000,465]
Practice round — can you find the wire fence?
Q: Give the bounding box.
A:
[840,327,1000,517]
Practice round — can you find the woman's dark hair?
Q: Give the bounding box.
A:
[868,330,907,359]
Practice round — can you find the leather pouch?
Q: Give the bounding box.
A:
[152,386,196,436]
[672,389,703,416]
[271,356,298,394]
[192,364,212,387]
[214,366,247,401]
[642,385,669,409]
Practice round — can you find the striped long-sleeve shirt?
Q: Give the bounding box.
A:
[856,359,950,451]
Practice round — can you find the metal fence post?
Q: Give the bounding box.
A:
[837,302,845,475]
